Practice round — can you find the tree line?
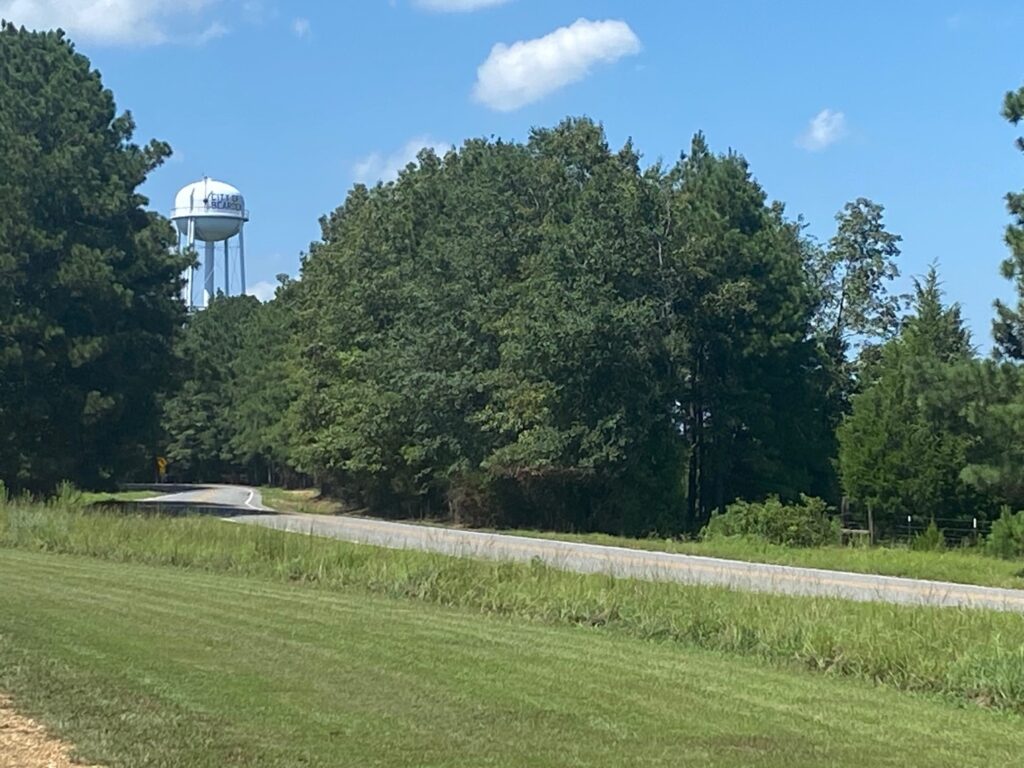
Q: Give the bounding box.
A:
[5,25,1024,538]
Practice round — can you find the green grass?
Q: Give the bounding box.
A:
[2,500,1024,716]
[79,489,157,504]
[3,549,1024,768]
[259,486,347,515]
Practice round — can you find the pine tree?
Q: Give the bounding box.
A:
[0,24,188,492]
[993,85,1024,359]
[838,267,979,530]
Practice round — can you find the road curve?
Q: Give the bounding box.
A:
[143,484,1024,613]
[140,484,272,512]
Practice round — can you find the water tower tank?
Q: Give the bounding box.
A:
[171,177,249,310]
[172,178,248,241]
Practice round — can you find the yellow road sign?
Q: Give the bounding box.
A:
[156,457,168,474]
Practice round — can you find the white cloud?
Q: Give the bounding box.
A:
[472,18,641,112]
[796,109,848,152]
[353,137,451,184]
[246,280,277,302]
[0,0,220,46]
[193,20,228,45]
[414,0,511,11]
[291,16,310,38]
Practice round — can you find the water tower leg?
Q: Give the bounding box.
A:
[238,226,246,297]
[224,240,230,296]
[186,219,196,310]
[204,240,215,307]
[178,231,187,306]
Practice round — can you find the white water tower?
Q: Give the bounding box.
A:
[171,177,248,309]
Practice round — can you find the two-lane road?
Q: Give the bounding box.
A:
[141,484,271,512]
[141,484,1024,613]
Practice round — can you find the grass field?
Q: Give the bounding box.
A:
[3,501,1024,715]
[260,488,1024,590]
[3,549,1024,768]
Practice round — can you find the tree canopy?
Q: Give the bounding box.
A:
[13,19,1024,546]
[0,24,187,492]
[838,268,980,530]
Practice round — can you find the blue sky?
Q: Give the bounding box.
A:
[5,1,1024,345]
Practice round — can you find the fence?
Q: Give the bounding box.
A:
[838,498,993,547]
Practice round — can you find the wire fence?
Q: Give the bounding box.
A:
[837,499,993,547]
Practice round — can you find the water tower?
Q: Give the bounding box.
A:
[171,177,248,309]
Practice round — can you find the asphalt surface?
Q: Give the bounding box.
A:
[142,485,1024,613]
[140,484,272,513]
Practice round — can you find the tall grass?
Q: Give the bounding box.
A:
[2,496,1024,712]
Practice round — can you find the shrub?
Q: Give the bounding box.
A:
[701,495,839,547]
[987,506,1024,560]
[910,519,946,552]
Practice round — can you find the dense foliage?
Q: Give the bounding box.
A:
[987,507,1024,559]
[171,112,1024,538]
[837,269,984,532]
[9,21,1024,548]
[280,123,845,534]
[701,495,839,547]
[0,24,187,493]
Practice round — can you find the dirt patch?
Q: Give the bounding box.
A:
[0,695,101,768]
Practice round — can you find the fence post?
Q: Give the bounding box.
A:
[973,516,979,547]
[906,514,912,543]
[867,504,875,546]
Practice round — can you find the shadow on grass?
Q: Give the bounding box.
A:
[92,499,276,519]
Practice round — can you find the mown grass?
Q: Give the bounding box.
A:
[6,550,1024,767]
[1,499,1024,715]
[490,528,1024,590]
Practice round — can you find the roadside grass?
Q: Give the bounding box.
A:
[2,499,1024,715]
[259,486,347,516]
[79,490,156,505]
[5,551,1024,767]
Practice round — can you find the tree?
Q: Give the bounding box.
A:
[838,268,981,531]
[660,136,833,529]
[280,121,839,534]
[937,84,1024,509]
[0,24,187,492]
[228,277,304,486]
[292,120,681,530]
[813,198,905,353]
[941,361,1024,507]
[474,121,678,533]
[994,84,1024,359]
[162,295,261,481]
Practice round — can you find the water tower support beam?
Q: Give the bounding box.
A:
[204,240,215,307]
[239,226,246,297]
[186,218,196,310]
[224,240,230,296]
[178,230,186,306]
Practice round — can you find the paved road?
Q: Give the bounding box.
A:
[140,484,271,513]
[143,485,1024,613]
